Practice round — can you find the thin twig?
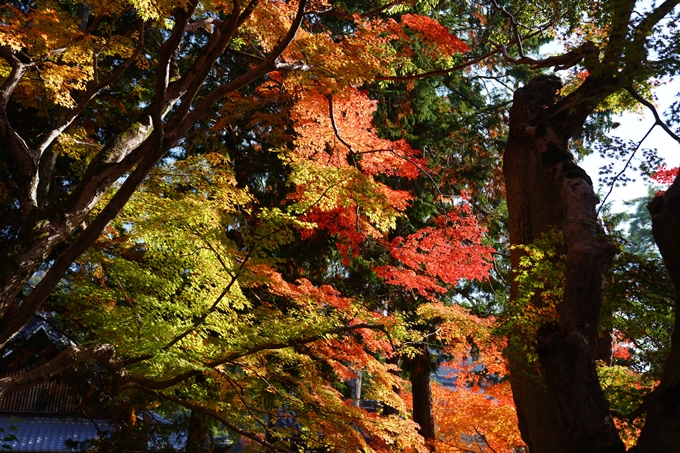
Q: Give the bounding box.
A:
[597,85,680,216]
[597,124,655,216]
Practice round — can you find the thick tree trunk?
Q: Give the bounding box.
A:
[636,177,680,452]
[503,76,571,453]
[504,76,624,453]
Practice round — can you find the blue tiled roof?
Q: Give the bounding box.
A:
[0,416,111,452]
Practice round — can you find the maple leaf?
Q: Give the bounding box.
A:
[652,165,679,186]
[375,205,494,299]
[401,14,471,57]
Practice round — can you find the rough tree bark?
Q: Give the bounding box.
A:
[503,76,570,453]
[498,0,680,449]
[504,75,624,453]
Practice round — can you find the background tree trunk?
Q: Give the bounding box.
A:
[349,370,362,406]
[186,410,212,453]
[407,348,435,449]
[636,176,680,452]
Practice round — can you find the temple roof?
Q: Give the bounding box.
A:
[0,416,111,452]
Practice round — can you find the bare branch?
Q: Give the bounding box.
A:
[162,0,248,128]
[596,86,680,215]
[0,47,34,173]
[627,86,680,145]
[498,41,599,71]
[602,0,636,65]
[226,47,266,63]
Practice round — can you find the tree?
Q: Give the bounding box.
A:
[499,0,680,451]
[0,0,466,392]
[8,0,680,452]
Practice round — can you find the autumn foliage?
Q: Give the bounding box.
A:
[0,0,527,452]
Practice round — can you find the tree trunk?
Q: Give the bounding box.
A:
[186,410,212,453]
[407,348,435,448]
[503,75,571,453]
[504,75,624,453]
[349,369,362,406]
[635,176,680,452]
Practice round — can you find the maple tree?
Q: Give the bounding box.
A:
[0,0,427,378]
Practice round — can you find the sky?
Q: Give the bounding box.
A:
[579,79,680,213]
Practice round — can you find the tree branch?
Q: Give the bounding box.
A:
[376,48,501,82]
[490,0,526,57]
[137,388,290,453]
[33,21,146,172]
[170,0,308,138]
[328,95,356,155]
[375,26,572,82]
[626,86,680,145]
[0,344,116,399]
[126,323,386,390]
[597,122,655,216]
[498,41,599,71]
